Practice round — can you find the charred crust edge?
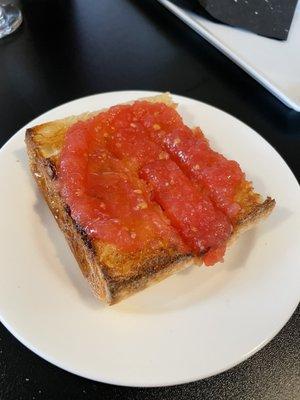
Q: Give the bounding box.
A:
[108,252,192,294]
[25,128,33,140]
[235,197,275,229]
[63,201,95,255]
[73,221,95,255]
[64,204,71,216]
[43,158,57,180]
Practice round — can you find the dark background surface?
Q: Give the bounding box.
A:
[0,0,299,399]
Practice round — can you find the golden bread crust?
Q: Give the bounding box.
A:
[25,94,275,304]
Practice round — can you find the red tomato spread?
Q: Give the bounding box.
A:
[59,120,186,252]
[131,101,245,220]
[59,100,245,264]
[140,160,232,256]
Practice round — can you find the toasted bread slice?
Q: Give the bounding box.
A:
[25,94,275,304]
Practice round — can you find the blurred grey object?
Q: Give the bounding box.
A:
[0,0,22,38]
[197,0,298,40]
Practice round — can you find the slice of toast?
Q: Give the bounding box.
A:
[25,94,275,304]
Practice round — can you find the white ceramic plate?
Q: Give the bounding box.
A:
[157,0,300,111]
[0,91,299,387]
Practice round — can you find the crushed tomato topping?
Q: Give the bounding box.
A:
[58,100,246,265]
[59,121,187,252]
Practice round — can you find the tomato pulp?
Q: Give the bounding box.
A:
[58,101,245,265]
